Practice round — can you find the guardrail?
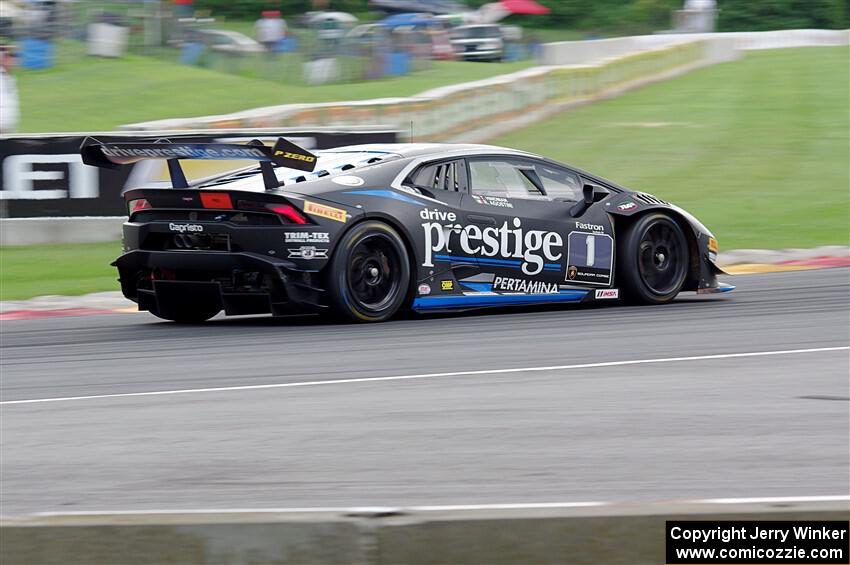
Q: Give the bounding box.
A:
[2,498,846,564]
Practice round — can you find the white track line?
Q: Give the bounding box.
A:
[30,502,606,517]
[2,346,847,406]
[694,495,850,504]
[26,496,850,517]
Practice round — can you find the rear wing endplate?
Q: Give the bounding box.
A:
[80,136,317,191]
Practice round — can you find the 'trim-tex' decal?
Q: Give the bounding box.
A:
[304,201,347,223]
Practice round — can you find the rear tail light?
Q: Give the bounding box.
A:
[200,192,233,209]
[125,194,308,224]
[237,200,308,224]
[266,204,308,225]
[128,198,151,214]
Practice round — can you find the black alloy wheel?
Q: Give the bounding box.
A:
[328,221,411,322]
[618,213,689,304]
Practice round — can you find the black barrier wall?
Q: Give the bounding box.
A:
[0,129,398,218]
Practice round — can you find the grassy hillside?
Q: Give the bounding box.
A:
[16,48,533,132]
[492,47,849,250]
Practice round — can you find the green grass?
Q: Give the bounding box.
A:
[0,242,122,301]
[492,47,850,250]
[16,45,534,132]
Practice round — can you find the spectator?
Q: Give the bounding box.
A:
[255,10,286,53]
[0,44,18,133]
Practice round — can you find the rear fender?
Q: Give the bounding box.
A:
[335,210,421,306]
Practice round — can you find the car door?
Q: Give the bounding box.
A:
[402,158,475,284]
[461,156,615,291]
[530,160,616,288]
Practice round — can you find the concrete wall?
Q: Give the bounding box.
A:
[0,217,125,246]
[540,28,849,65]
[541,36,648,65]
[2,499,846,564]
[639,28,849,51]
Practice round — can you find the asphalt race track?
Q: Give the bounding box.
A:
[1,269,848,516]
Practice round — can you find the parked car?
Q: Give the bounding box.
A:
[500,24,522,42]
[429,28,455,60]
[450,24,503,62]
[196,29,265,54]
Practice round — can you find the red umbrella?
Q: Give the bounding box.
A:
[500,0,550,15]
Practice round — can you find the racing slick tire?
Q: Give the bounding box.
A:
[327,220,411,323]
[618,213,689,305]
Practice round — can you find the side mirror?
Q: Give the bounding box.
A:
[570,184,608,217]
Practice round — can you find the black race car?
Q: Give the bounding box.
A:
[82,137,733,323]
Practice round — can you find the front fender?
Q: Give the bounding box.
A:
[606,194,725,291]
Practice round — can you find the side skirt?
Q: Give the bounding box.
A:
[412,290,590,312]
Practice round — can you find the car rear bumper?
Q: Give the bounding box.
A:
[113,250,327,317]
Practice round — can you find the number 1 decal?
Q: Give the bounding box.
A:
[566,231,613,286]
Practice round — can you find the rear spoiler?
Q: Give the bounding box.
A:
[80,136,317,191]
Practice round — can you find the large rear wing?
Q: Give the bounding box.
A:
[80,136,317,191]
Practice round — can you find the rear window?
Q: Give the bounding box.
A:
[409,160,462,191]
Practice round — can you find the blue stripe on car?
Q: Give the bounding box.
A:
[344,189,424,206]
[434,254,560,271]
[459,282,493,292]
[412,290,588,310]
